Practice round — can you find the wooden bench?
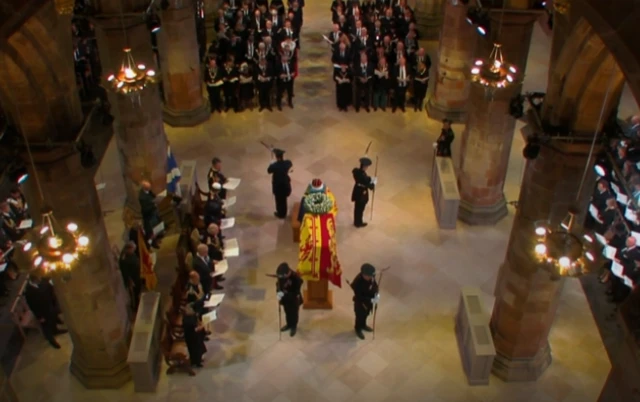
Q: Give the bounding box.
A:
[160,315,195,377]
[291,202,301,243]
[454,287,495,386]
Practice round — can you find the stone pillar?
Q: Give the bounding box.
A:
[159,0,210,127]
[457,11,539,225]
[414,0,445,41]
[0,1,82,142]
[490,141,592,381]
[94,17,168,217]
[426,0,475,122]
[25,148,131,388]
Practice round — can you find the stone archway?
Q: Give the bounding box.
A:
[543,17,626,134]
[0,1,82,142]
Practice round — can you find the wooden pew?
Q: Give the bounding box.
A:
[160,315,195,376]
[291,202,301,243]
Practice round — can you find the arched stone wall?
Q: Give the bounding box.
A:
[0,2,82,142]
[543,18,626,133]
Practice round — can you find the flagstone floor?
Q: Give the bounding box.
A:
[10,1,640,402]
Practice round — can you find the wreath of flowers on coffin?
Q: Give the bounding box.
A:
[303,192,333,215]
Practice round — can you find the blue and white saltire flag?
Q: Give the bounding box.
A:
[166,145,182,196]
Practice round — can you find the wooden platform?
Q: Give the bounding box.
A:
[291,202,301,243]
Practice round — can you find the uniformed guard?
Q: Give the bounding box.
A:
[267,148,293,218]
[436,119,455,157]
[276,262,303,337]
[207,157,229,199]
[351,263,379,340]
[351,157,377,227]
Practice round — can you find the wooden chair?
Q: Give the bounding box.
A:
[160,318,195,376]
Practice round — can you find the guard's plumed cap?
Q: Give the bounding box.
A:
[359,157,372,167]
[273,148,285,157]
[360,263,375,276]
[309,178,325,193]
[276,262,290,277]
[212,157,221,165]
[212,182,222,190]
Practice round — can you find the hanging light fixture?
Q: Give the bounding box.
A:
[553,0,570,14]
[530,63,617,280]
[470,43,517,91]
[54,0,75,15]
[533,208,596,278]
[106,48,157,96]
[22,209,89,272]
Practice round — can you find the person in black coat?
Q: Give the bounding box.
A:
[392,56,410,112]
[268,148,293,218]
[192,244,219,293]
[436,119,455,157]
[412,61,428,111]
[24,272,67,348]
[334,64,352,111]
[255,57,274,111]
[276,54,295,110]
[181,303,206,368]
[222,58,240,112]
[119,241,142,311]
[203,191,225,228]
[351,157,376,228]
[204,58,224,113]
[351,263,379,340]
[276,262,303,337]
[354,52,373,112]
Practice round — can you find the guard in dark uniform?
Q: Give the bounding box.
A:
[351,157,376,228]
[25,272,67,349]
[267,148,293,218]
[351,263,379,340]
[207,157,228,199]
[436,119,455,157]
[276,262,303,337]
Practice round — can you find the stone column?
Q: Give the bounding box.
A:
[426,0,475,122]
[159,0,210,127]
[25,148,131,388]
[0,1,82,142]
[490,140,593,381]
[414,0,445,41]
[94,17,168,217]
[457,11,539,225]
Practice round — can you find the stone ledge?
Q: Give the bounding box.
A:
[491,343,552,382]
[163,100,211,127]
[457,197,508,226]
[426,98,468,123]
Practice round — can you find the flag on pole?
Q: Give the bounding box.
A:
[166,145,181,196]
[138,228,157,290]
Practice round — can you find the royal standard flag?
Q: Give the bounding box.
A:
[297,190,342,287]
[137,228,157,290]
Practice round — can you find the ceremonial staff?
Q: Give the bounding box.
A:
[266,273,282,340]
[260,140,274,153]
[372,266,390,340]
[370,155,379,221]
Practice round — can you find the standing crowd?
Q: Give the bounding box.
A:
[204,0,305,113]
[328,0,431,112]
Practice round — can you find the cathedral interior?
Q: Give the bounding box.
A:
[0,0,639,401]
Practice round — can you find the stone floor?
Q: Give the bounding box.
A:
[10,2,640,401]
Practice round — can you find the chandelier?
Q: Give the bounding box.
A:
[54,0,74,14]
[470,43,517,91]
[533,209,595,278]
[22,209,89,272]
[553,0,570,14]
[106,48,157,96]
